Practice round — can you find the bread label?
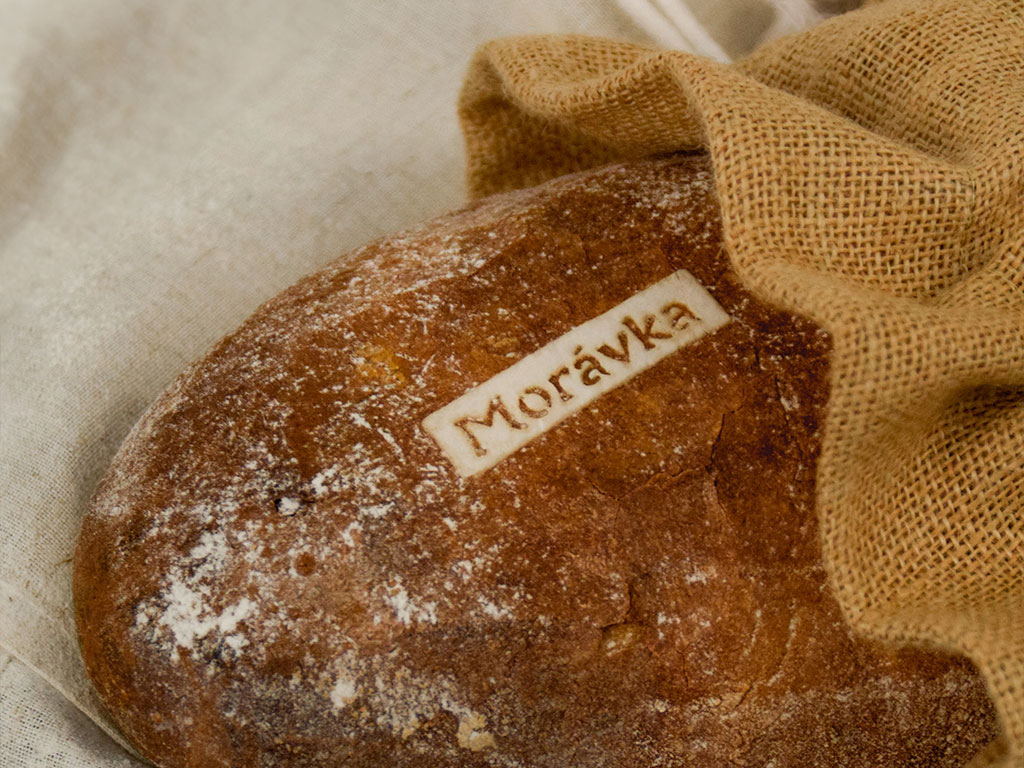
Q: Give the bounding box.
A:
[423,269,730,477]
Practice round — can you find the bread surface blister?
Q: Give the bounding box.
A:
[73,155,995,767]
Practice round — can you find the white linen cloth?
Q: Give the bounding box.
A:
[0,1,822,764]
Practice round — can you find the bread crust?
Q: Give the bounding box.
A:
[73,154,995,767]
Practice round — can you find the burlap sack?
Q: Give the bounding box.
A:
[459,1,1023,766]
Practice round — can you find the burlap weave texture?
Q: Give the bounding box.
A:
[459,1,1023,766]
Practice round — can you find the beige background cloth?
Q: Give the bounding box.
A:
[459,1,1023,766]
[0,0,901,765]
[0,2,653,763]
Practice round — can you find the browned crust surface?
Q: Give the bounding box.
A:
[73,154,995,767]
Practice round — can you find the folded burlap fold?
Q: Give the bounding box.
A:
[459,1,1024,766]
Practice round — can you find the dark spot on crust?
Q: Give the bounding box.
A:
[295,552,316,576]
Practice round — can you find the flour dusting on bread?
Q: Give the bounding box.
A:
[74,155,995,768]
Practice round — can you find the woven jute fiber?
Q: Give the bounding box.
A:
[459,0,1023,765]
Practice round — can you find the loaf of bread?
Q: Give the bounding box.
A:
[73,154,995,767]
